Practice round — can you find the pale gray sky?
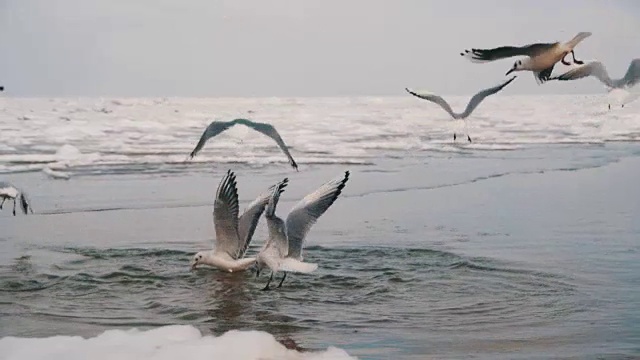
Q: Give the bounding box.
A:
[1,0,639,96]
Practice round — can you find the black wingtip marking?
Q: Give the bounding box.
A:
[340,171,350,189]
[19,194,29,215]
[278,178,289,194]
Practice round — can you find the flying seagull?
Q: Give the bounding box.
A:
[256,171,350,290]
[189,118,298,171]
[0,181,34,216]
[191,170,289,272]
[461,32,592,84]
[405,76,517,142]
[551,58,640,109]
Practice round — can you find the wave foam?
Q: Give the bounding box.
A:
[1,95,639,174]
[0,326,356,360]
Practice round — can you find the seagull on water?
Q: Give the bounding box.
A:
[461,32,592,84]
[256,171,350,290]
[189,118,299,171]
[0,181,34,216]
[405,76,517,142]
[550,58,640,109]
[191,170,289,272]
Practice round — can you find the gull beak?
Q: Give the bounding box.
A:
[505,68,515,76]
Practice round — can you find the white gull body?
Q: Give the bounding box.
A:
[551,58,640,109]
[405,76,517,142]
[256,171,350,290]
[461,32,592,84]
[0,181,34,216]
[191,170,288,272]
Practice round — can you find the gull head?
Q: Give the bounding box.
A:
[506,60,524,76]
[191,252,205,270]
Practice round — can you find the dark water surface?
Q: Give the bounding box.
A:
[2,144,640,359]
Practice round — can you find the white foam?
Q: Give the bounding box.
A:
[0,95,639,174]
[0,326,356,360]
[42,166,71,180]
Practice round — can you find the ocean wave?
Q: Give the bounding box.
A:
[0,326,356,360]
[0,96,638,174]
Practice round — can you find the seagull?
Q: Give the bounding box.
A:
[256,171,350,290]
[550,59,640,109]
[191,170,289,272]
[405,76,517,142]
[461,32,592,84]
[189,118,299,171]
[0,181,34,216]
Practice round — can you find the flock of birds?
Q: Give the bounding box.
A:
[408,31,639,141]
[190,170,350,289]
[2,31,639,288]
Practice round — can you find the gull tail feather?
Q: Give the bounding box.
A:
[229,257,257,272]
[279,258,318,274]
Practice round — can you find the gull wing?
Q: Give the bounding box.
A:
[188,121,234,158]
[461,76,517,117]
[285,171,350,259]
[233,119,298,171]
[621,59,640,87]
[257,181,289,268]
[552,61,615,87]
[460,43,557,63]
[405,88,458,119]
[237,178,289,258]
[212,170,241,258]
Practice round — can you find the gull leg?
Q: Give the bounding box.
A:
[608,104,611,110]
[464,120,472,143]
[0,198,5,209]
[561,53,571,66]
[261,272,273,291]
[277,272,288,288]
[453,133,457,142]
[12,198,16,216]
[622,104,624,108]
[571,51,584,65]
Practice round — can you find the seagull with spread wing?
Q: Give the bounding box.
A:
[405,76,517,142]
[461,32,592,84]
[255,171,350,290]
[0,181,33,216]
[189,118,298,171]
[191,170,289,272]
[551,58,640,109]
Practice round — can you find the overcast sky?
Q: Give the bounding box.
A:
[1,0,639,97]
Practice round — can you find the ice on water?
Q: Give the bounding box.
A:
[0,325,356,360]
[0,95,638,175]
